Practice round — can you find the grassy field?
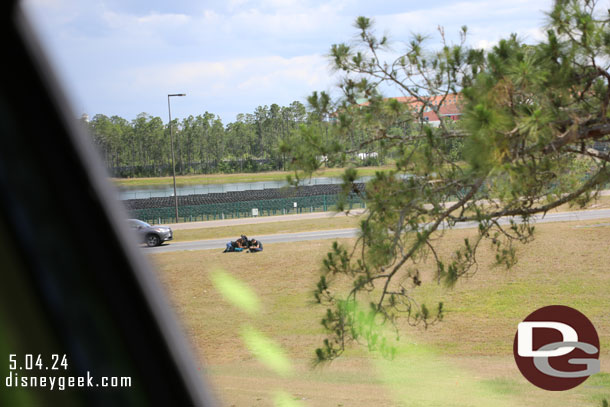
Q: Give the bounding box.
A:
[171,214,362,242]
[112,165,394,188]
[151,220,610,407]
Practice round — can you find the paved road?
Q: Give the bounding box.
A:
[145,208,610,254]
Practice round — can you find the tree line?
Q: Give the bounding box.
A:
[84,100,370,177]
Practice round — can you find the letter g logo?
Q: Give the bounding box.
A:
[513,305,600,391]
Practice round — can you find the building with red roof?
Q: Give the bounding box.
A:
[358,93,463,126]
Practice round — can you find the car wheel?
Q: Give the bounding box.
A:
[146,234,160,247]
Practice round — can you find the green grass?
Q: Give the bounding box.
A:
[151,220,610,407]
[172,214,361,242]
[480,378,522,396]
[373,346,519,407]
[112,165,394,188]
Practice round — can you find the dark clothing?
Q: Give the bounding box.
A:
[223,238,248,252]
[249,241,263,252]
[223,235,257,253]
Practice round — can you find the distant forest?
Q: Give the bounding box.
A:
[87,95,391,178]
[84,101,323,177]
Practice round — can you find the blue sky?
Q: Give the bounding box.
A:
[22,0,553,124]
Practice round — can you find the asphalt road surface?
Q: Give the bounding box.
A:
[145,208,610,254]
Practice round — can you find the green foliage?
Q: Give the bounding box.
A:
[87,101,314,177]
[285,2,610,361]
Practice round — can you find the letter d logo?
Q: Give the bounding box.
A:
[513,305,600,391]
[517,321,577,357]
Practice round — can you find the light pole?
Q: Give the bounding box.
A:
[168,93,186,223]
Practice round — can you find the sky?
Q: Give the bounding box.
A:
[21,0,554,124]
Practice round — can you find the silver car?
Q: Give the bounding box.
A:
[128,219,173,247]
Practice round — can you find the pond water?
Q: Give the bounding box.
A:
[117,176,375,200]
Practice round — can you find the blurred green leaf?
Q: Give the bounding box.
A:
[210,270,260,314]
[241,326,293,376]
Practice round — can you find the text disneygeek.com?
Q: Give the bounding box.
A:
[4,354,131,391]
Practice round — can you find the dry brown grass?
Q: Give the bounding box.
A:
[151,220,610,407]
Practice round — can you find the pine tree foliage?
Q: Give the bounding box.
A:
[287,1,610,362]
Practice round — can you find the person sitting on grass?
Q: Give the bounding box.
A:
[223,235,249,253]
[234,236,248,252]
[248,238,263,253]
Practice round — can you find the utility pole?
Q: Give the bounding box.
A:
[168,93,186,222]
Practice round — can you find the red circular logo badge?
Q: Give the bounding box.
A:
[513,305,600,391]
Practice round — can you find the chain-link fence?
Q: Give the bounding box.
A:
[131,193,366,224]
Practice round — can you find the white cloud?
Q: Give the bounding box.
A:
[21,0,73,8]
[236,55,328,89]
[375,0,553,42]
[475,39,496,50]
[101,10,191,32]
[22,0,60,7]
[522,27,547,42]
[127,54,331,93]
[21,0,84,25]
[20,0,561,122]
[110,54,336,121]
[136,12,191,25]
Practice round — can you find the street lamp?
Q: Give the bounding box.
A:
[168,93,186,223]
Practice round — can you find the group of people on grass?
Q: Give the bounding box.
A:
[223,235,263,253]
